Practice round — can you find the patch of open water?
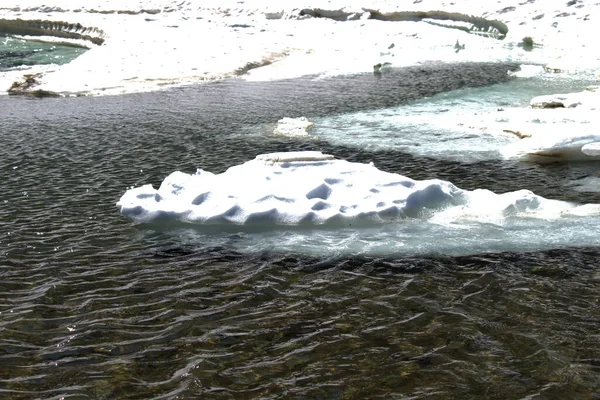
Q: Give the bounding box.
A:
[1,63,600,398]
[0,35,87,70]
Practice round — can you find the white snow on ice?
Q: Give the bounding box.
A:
[498,86,600,161]
[117,151,600,256]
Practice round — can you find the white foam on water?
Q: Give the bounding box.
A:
[117,151,600,256]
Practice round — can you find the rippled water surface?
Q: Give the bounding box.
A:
[2,63,600,399]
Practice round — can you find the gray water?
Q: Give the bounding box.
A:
[2,63,600,399]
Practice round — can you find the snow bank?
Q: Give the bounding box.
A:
[2,0,600,95]
[117,151,599,227]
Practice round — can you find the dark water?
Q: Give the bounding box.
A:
[2,63,600,399]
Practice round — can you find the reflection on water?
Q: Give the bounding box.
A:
[1,63,600,398]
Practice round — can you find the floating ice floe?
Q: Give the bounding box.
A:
[273,117,314,137]
[117,151,600,228]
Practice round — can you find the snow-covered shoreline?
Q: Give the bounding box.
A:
[2,0,600,96]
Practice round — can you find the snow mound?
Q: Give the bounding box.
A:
[117,151,598,227]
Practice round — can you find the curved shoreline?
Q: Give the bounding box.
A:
[0,0,599,96]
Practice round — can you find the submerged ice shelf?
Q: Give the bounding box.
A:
[117,151,600,256]
[308,77,600,163]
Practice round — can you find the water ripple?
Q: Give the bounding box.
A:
[1,64,600,398]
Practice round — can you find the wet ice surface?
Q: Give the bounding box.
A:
[308,74,596,158]
[158,215,600,257]
[254,73,598,163]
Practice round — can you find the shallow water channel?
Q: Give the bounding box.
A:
[0,35,87,70]
[1,63,600,399]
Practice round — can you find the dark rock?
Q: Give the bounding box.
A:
[299,8,358,21]
[519,36,535,51]
[532,101,565,109]
[498,6,516,13]
[7,74,59,97]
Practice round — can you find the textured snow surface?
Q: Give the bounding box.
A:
[117,151,599,227]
